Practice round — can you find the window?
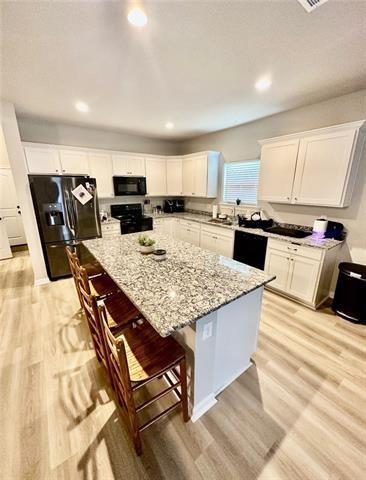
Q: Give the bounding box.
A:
[222,160,260,205]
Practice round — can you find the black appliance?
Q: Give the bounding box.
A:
[332,263,366,323]
[263,226,311,239]
[111,203,153,234]
[324,221,344,240]
[238,212,273,230]
[163,199,185,213]
[113,176,146,196]
[29,175,101,280]
[233,230,268,270]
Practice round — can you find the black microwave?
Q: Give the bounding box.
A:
[113,176,147,196]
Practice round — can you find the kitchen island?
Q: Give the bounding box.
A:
[83,232,274,421]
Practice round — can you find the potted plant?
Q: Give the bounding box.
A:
[138,234,156,254]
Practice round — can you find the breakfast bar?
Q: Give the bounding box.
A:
[83,232,274,421]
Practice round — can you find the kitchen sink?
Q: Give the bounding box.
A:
[263,226,312,238]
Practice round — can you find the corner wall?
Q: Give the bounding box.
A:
[178,89,366,265]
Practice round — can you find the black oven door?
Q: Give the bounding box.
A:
[113,176,146,196]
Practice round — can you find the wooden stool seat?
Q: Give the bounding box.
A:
[103,292,142,331]
[115,323,186,383]
[84,261,105,277]
[90,274,120,299]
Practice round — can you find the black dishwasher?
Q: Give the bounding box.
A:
[233,231,268,270]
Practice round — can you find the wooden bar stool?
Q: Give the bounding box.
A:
[66,246,119,307]
[100,304,189,455]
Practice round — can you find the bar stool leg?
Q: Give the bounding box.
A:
[180,358,189,422]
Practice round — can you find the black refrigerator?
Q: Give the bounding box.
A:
[29,175,101,280]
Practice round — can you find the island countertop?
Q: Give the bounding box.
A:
[83,232,274,337]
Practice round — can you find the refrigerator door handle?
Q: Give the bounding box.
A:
[64,189,75,236]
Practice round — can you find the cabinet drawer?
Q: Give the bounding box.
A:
[267,238,323,261]
[102,223,120,233]
[179,219,200,231]
[201,224,233,240]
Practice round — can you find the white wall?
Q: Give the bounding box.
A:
[1,101,49,284]
[178,89,366,265]
[17,115,178,156]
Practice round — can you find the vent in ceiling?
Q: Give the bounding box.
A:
[297,0,329,12]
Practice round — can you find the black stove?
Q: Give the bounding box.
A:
[110,203,153,235]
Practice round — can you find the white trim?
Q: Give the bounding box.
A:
[259,120,365,145]
[34,277,50,286]
[191,394,217,423]
[214,362,252,396]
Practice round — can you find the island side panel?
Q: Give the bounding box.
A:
[213,287,264,395]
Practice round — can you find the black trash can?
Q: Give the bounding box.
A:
[332,262,366,323]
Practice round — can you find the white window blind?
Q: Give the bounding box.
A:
[222,160,260,204]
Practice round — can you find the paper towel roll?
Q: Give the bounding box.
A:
[212,205,218,219]
[313,218,328,234]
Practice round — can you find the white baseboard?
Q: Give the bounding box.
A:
[34,277,50,286]
[214,362,252,396]
[191,394,217,423]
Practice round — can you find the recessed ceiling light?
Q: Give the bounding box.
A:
[127,8,148,27]
[255,77,272,91]
[75,101,89,113]
[165,122,174,130]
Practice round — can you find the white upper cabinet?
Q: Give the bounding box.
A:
[166,157,183,195]
[88,153,114,198]
[182,152,219,198]
[24,146,61,174]
[258,120,365,208]
[112,153,145,176]
[145,157,167,196]
[292,129,357,207]
[258,139,299,203]
[59,150,89,175]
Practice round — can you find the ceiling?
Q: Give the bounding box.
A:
[1,1,366,140]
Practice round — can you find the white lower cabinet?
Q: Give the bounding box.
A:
[264,238,338,308]
[176,220,200,246]
[200,225,234,257]
[101,222,120,237]
[153,217,175,237]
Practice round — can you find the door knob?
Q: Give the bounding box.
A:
[17,205,20,209]
[18,211,21,215]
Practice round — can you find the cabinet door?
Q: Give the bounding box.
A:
[292,129,356,207]
[145,157,167,196]
[287,255,320,303]
[264,248,290,291]
[216,234,234,258]
[0,217,12,260]
[59,150,89,175]
[182,157,194,196]
[186,227,200,246]
[167,157,183,195]
[112,154,145,176]
[24,147,61,174]
[88,153,114,198]
[193,154,208,197]
[0,169,26,245]
[258,139,299,203]
[200,230,217,253]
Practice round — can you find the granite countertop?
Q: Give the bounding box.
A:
[101,218,120,225]
[83,232,274,337]
[151,212,343,250]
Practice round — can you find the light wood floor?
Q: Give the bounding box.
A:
[1,252,365,480]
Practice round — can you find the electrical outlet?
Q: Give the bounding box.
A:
[203,322,213,341]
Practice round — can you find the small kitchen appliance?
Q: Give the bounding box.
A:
[113,176,146,196]
[163,199,185,213]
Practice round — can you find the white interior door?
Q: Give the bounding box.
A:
[166,157,183,195]
[0,169,27,246]
[258,139,299,203]
[88,153,114,198]
[286,255,320,303]
[0,217,12,260]
[292,129,356,206]
[264,248,290,291]
[59,150,89,175]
